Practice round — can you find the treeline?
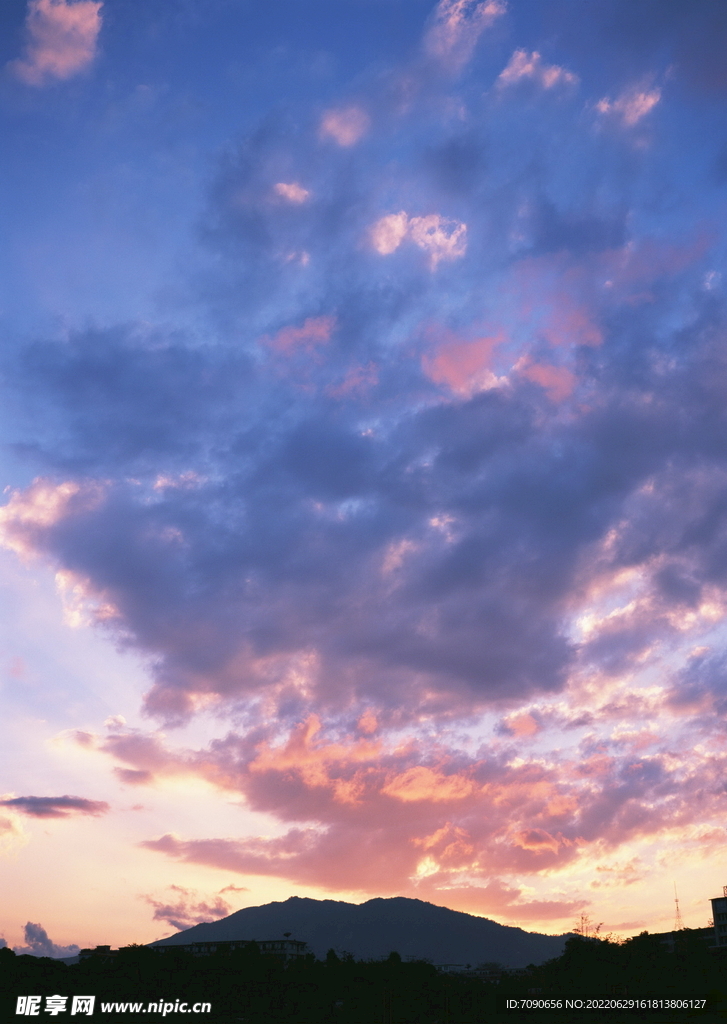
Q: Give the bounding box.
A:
[2,931,727,1022]
[0,944,493,1023]
[499,929,727,1022]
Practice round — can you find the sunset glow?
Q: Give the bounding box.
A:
[1,0,727,957]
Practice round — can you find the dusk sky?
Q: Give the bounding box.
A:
[2,0,727,956]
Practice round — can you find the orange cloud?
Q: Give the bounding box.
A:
[382,766,476,802]
[9,0,103,86]
[512,828,563,855]
[248,715,381,803]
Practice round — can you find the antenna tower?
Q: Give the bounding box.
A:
[673,882,684,931]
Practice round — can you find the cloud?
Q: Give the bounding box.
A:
[3,0,727,924]
[0,479,103,560]
[424,0,506,73]
[409,214,468,267]
[422,329,504,396]
[274,182,311,204]
[0,811,28,857]
[319,107,370,147]
[116,675,727,907]
[143,885,236,932]
[370,212,410,256]
[370,212,467,267]
[0,795,110,818]
[596,85,661,126]
[518,361,576,403]
[14,922,79,959]
[8,0,103,86]
[497,50,579,91]
[264,315,336,354]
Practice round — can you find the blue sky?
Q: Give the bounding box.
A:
[2,0,727,954]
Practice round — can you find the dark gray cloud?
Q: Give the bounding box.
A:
[14,922,79,959]
[0,796,110,818]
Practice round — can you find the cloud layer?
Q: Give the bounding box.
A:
[3,0,727,933]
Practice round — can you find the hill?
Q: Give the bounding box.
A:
[149,896,568,967]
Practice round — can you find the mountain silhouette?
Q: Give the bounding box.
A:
[149,896,569,967]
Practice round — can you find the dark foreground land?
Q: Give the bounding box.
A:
[3,930,727,1023]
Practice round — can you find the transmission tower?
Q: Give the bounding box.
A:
[673,882,684,931]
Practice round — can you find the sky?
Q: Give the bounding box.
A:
[2,0,727,956]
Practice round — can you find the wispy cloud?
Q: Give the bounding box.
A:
[319,106,370,147]
[274,182,311,204]
[596,84,661,126]
[424,0,506,73]
[497,50,578,90]
[143,885,238,932]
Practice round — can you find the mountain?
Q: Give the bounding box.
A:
[149,896,569,967]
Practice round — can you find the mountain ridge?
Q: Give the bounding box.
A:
[149,895,569,967]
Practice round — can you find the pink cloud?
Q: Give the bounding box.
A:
[501,712,540,737]
[116,716,595,892]
[107,694,727,924]
[422,329,504,396]
[263,315,336,355]
[409,215,467,268]
[497,50,578,91]
[370,212,410,256]
[424,881,586,922]
[326,362,378,399]
[273,182,310,204]
[596,85,661,127]
[0,478,104,559]
[504,233,711,360]
[8,0,103,87]
[543,298,603,349]
[508,256,604,353]
[319,106,370,147]
[370,212,467,268]
[519,361,577,403]
[143,885,234,932]
[424,0,506,73]
[599,233,712,292]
